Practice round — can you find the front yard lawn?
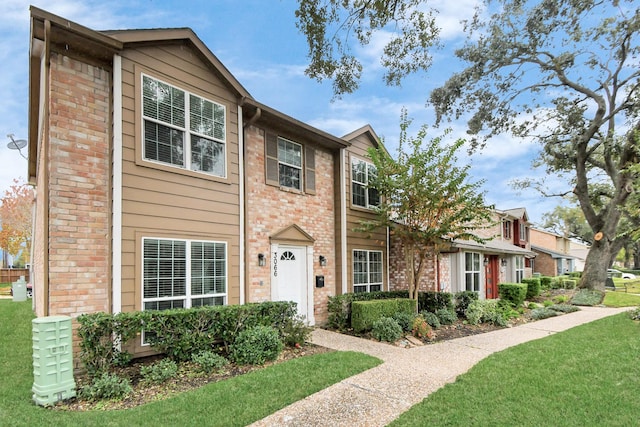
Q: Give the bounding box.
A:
[0,300,381,427]
[391,311,640,426]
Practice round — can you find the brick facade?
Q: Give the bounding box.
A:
[46,53,111,317]
[244,125,336,324]
[388,235,438,292]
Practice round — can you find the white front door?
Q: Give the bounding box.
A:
[276,245,308,319]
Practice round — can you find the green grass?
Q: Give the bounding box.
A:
[0,300,381,427]
[603,291,640,307]
[391,312,640,426]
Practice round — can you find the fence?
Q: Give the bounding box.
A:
[0,268,30,284]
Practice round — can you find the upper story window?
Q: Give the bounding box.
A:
[519,222,528,241]
[351,158,379,208]
[278,137,303,190]
[503,220,512,239]
[265,133,316,194]
[142,75,226,177]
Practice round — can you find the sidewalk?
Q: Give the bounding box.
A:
[250,306,630,427]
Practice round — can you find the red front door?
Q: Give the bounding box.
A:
[485,256,499,299]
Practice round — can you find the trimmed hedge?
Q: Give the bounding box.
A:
[498,283,527,308]
[327,291,409,331]
[418,291,454,313]
[77,301,298,375]
[351,298,415,333]
[521,277,541,300]
[328,290,473,331]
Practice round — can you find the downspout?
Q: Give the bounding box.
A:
[240,103,261,305]
[386,227,390,291]
[340,149,348,294]
[238,104,246,305]
[43,19,51,316]
[112,54,123,315]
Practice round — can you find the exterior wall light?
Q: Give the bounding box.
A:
[501,258,508,267]
[483,257,489,267]
[258,253,266,267]
[319,255,327,266]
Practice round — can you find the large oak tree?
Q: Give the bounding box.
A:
[296,0,640,290]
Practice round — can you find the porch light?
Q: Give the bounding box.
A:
[501,258,508,267]
[319,255,327,266]
[258,253,266,267]
[483,257,489,267]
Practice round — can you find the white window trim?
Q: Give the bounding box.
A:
[352,249,383,292]
[464,252,482,293]
[277,136,303,191]
[141,237,228,311]
[141,73,227,178]
[515,256,524,283]
[351,157,378,209]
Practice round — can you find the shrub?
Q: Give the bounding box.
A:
[435,308,457,325]
[465,300,508,326]
[392,311,414,332]
[411,316,434,340]
[192,351,229,374]
[371,317,403,342]
[540,276,553,290]
[454,291,479,317]
[522,278,541,300]
[281,315,312,347]
[420,311,441,329]
[531,308,559,320]
[628,307,640,321]
[140,358,178,385]
[326,291,409,331]
[351,298,415,333]
[498,283,527,308]
[570,289,604,306]
[79,373,133,401]
[552,295,569,304]
[543,300,554,307]
[527,302,540,309]
[562,279,577,289]
[230,325,283,365]
[418,291,454,313]
[569,271,582,278]
[549,304,580,313]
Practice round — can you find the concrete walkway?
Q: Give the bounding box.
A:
[250,306,630,427]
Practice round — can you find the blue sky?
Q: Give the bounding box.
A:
[0,0,564,224]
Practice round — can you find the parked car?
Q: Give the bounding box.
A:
[607,269,636,280]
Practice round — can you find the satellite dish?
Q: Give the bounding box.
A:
[6,134,28,160]
[7,139,27,150]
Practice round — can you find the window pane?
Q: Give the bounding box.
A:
[352,160,366,184]
[144,121,184,167]
[142,76,185,128]
[190,95,225,141]
[191,136,225,176]
[352,182,366,206]
[279,164,301,190]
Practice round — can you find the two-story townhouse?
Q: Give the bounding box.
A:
[437,208,535,299]
[27,8,390,359]
[529,228,577,276]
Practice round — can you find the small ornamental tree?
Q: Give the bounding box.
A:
[359,110,494,306]
[0,180,34,265]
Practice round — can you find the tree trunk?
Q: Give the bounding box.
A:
[580,239,613,290]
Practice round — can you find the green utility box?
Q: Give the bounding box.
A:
[32,316,77,406]
[12,276,27,302]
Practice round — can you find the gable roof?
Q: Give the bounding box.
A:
[500,207,529,223]
[28,6,254,183]
[342,124,390,155]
